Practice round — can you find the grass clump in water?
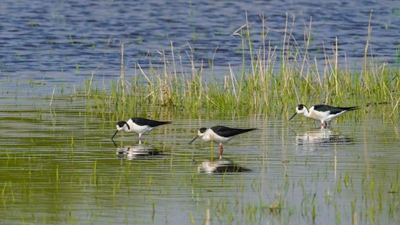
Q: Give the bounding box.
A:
[79,13,399,124]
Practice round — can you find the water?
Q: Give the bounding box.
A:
[1,0,399,224]
[0,94,399,224]
[0,0,399,89]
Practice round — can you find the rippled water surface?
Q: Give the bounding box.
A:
[0,0,399,86]
[0,93,399,224]
[1,0,400,224]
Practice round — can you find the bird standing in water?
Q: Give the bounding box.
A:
[112,117,172,143]
[289,104,360,128]
[189,125,257,158]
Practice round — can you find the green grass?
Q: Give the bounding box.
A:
[72,14,400,124]
[1,14,398,224]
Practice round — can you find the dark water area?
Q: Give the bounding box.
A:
[0,0,399,90]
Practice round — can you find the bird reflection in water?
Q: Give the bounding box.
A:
[295,128,353,145]
[294,128,353,153]
[197,157,251,174]
[113,141,166,160]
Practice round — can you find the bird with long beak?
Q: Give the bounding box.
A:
[111,117,171,143]
[289,104,360,128]
[189,125,257,158]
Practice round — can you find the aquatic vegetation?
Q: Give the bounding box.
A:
[75,14,399,125]
[0,12,398,225]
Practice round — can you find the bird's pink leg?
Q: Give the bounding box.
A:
[138,134,142,144]
[219,143,224,158]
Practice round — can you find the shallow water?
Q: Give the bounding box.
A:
[0,95,399,225]
[1,1,400,224]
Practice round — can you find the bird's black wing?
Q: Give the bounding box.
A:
[132,117,172,127]
[314,104,359,115]
[313,104,332,112]
[212,126,256,137]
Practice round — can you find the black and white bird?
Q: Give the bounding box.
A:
[111,117,172,143]
[289,104,360,128]
[189,125,257,158]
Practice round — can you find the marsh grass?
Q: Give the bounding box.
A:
[76,13,399,124]
[1,13,398,224]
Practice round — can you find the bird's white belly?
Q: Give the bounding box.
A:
[202,131,232,143]
[309,110,329,121]
[129,123,153,134]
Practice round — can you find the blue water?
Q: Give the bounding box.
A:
[0,2,400,224]
[0,0,399,88]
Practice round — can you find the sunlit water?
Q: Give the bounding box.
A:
[1,0,400,224]
[0,0,399,88]
[0,95,399,225]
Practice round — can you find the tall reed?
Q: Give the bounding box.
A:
[83,13,399,122]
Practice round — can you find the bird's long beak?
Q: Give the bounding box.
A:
[111,130,119,140]
[112,139,118,148]
[289,112,298,121]
[189,136,199,144]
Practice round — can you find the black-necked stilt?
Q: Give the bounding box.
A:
[189,126,257,158]
[111,117,172,143]
[289,104,360,128]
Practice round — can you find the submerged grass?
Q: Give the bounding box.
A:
[2,13,399,223]
[80,13,398,123]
